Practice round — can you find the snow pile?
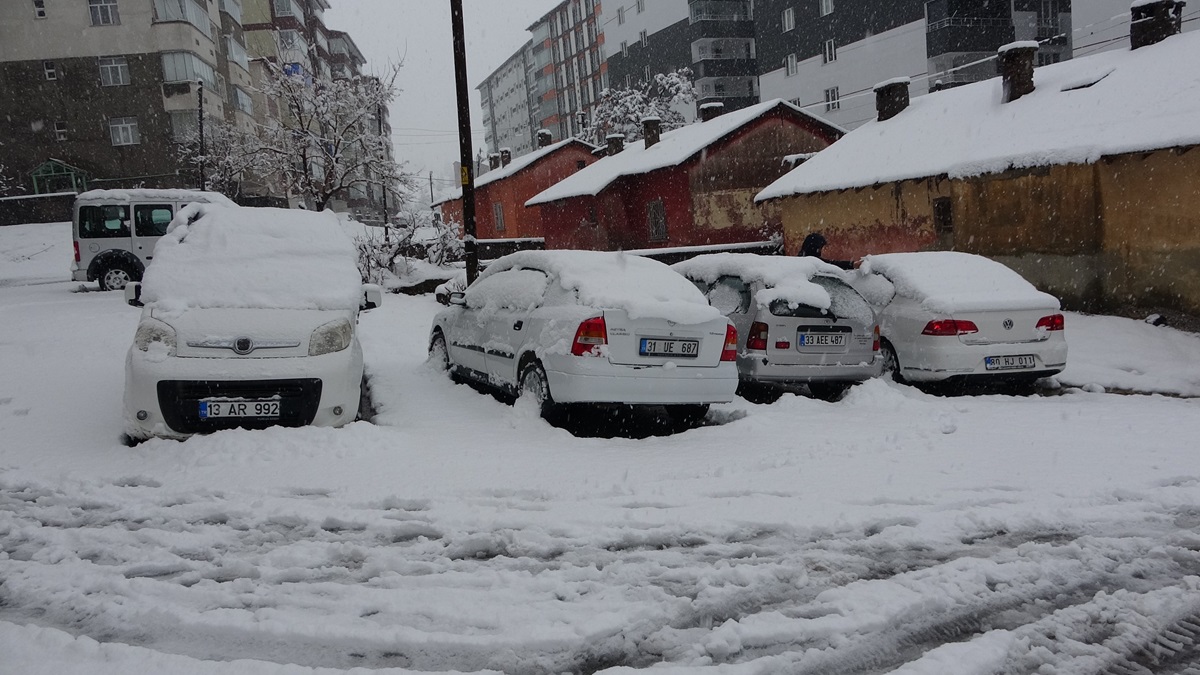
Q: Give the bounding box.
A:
[75,188,237,208]
[1058,312,1200,395]
[481,250,720,324]
[140,205,363,313]
[465,269,550,311]
[757,29,1200,199]
[673,253,847,311]
[0,222,70,286]
[528,99,843,206]
[859,252,1060,314]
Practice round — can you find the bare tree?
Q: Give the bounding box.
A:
[0,163,16,195]
[177,118,269,199]
[585,68,697,144]
[257,63,413,211]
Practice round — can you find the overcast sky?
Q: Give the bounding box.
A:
[323,1,561,195]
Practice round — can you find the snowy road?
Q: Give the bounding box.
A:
[3,223,1200,674]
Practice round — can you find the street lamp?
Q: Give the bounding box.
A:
[450,0,478,284]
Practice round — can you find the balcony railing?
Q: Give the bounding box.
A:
[690,1,752,23]
[273,0,306,25]
[926,16,1011,32]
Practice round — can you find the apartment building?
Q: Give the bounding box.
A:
[527,0,606,144]
[478,42,537,159]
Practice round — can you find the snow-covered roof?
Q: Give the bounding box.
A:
[481,250,721,324]
[757,30,1200,201]
[433,138,595,206]
[75,189,238,207]
[141,205,363,313]
[857,252,1060,314]
[527,99,844,207]
[673,253,849,312]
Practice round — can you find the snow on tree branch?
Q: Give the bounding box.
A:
[583,68,697,144]
[0,163,16,195]
[177,119,268,199]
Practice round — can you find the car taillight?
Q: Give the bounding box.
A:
[570,316,608,356]
[73,241,80,263]
[921,319,979,336]
[746,322,769,351]
[722,324,738,362]
[872,325,881,352]
[1036,314,1065,331]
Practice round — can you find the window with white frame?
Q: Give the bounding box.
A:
[785,53,797,76]
[89,0,120,26]
[647,199,667,242]
[99,57,130,86]
[33,0,47,18]
[225,35,250,71]
[637,0,645,11]
[820,0,834,16]
[108,117,140,146]
[161,51,216,89]
[43,60,57,80]
[492,202,505,232]
[824,86,840,111]
[617,6,624,24]
[229,86,253,114]
[54,121,68,141]
[621,41,628,57]
[169,110,198,142]
[823,39,837,63]
[640,30,647,47]
[153,0,212,39]
[782,7,795,31]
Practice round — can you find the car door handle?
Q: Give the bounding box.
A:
[513,321,524,331]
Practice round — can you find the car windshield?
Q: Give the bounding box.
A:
[769,276,872,325]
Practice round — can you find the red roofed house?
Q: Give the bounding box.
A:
[525,99,844,252]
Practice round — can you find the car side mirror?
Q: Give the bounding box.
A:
[361,284,383,312]
[449,292,466,306]
[125,282,144,307]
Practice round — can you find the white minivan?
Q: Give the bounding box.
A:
[123,203,381,441]
[71,189,237,290]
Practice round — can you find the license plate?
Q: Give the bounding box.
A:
[200,400,281,419]
[985,354,1037,371]
[798,333,847,347]
[640,338,699,358]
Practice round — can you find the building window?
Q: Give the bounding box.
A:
[617,6,624,24]
[782,7,795,32]
[169,110,199,142]
[934,198,953,234]
[33,0,47,18]
[43,60,57,80]
[108,117,140,146]
[820,0,834,16]
[493,202,505,232]
[161,51,216,89]
[99,57,130,86]
[644,65,651,82]
[89,0,120,26]
[647,199,667,242]
[621,41,628,58]
[824,86,840,111]
[637,0,645,12]
[640,30,648,47]
[54,121,68,141]
[823,39,837,63]
[786,53,798,76]
[229,86,253,114]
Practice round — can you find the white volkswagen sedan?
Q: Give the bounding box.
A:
[852,252,1067,385]
[123,204,381,441]
[428,251,739,426]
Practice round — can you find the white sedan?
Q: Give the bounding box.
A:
[428,251,739,426]
[852,252,1067,385]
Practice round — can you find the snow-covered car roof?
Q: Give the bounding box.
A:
[858,252,1060,314]
[75,188,238,207]
[673,253,852,311]
[140,205,363,313]
[480,250,721,325]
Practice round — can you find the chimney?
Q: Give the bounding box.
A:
[873,77,911,122]
[998,41,1039,103]
[606,133,625,156]
[488,153,501,171]
[1130,0,1186,49]
[642,115,662,148]
[500,148,512,167]
[699,102,725,122]
[537,129,553,148]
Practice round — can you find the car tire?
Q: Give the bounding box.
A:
[880,340,905,384]
[518,362,556,418]
[808,381,852,402]
[429,332,451,372]
[738,382,783,405]
[98,262,136,291]
[666,404,709,429]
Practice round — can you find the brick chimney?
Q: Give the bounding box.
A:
[873,77,911,122]
[500,148,512,167]
[537,129,553,148]
[998,41,1039,103]
[700,102,725,122]
[1131,0,1186,49]
[642,116,662,148]
[606,133,625,156]
[488,153,501,170]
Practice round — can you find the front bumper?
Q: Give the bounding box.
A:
[542,356,739,405]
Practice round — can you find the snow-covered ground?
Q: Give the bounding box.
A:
[3,222,1200,674]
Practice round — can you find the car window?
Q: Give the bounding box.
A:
[134,204,173,237]
[813,275,874,325]
[707,275,751,315]
[464,269,550,311]
[78,205,130,239]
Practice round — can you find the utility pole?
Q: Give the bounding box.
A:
[429,171,434,205]
[197,79,206,190]
[450,0,478,284]
[377,103,389,244]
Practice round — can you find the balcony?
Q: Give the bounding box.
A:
[689,1,752,23]
[153,0,213,40]
[273,0,306,26]
[218,0,242,25]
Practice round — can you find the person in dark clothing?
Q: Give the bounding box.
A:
[798,232,855,270]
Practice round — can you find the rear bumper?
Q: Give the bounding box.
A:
[739,352,882,385]
[543,357,739,405]
[900,338,1067,382]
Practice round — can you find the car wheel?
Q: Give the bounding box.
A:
[666,404,709,428]
[98,263,135,291]
[518,362,555,418]
[429,332,451,372]
[738,382,783,404]
[808,381,852,402]
[880,340,905,384]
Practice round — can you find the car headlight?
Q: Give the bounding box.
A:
[134,318,177,355]
[309,319,353,356]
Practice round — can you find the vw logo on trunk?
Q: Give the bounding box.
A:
[1003,319,1014,331]
[233,337,255,354]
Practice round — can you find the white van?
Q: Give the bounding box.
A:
[71,189,237,290]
